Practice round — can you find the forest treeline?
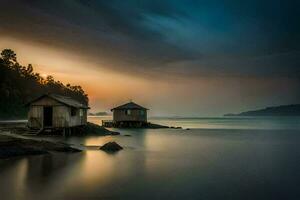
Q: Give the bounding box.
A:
[0,49,88,119]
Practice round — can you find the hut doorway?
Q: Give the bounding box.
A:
[43,106,53,127]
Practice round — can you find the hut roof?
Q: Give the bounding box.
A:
[26,94,90,109]
[111,102,148,111]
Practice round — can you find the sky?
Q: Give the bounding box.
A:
[0,0,299,116]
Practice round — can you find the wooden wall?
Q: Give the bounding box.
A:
[28,96,88,129]
[28,105,43,128]
[113,109,147,122]
[67,107,87,127]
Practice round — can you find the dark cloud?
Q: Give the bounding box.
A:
[0,0,299,78]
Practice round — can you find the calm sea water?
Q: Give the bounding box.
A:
[1,117,300,200]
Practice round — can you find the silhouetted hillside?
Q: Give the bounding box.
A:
[0,49,88,119]
[224,104,300,116]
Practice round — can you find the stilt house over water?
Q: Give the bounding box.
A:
[103,101,148,127]
[26,94,89,132]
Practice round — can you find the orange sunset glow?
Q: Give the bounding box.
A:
[1,1,300,200]
[1,36,298,116]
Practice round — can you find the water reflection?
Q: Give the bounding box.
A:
[1,119,300,199]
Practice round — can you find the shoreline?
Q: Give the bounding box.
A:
[0,133,81,159]
[0,121,117,159]
[0,121,117,136]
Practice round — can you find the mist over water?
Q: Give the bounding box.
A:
[1,117,300,200]
[91,116,300,130]
[152,117,300,130]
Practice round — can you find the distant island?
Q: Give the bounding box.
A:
[224,104,300,116]
[89,112,110,116]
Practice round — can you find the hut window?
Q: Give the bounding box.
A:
[125,109,131,115]
[140,110,145,115]
[71,108,77,116]
[80,109,83,117]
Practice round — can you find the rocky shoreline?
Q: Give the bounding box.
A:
[0,121,118,159]
[0,133,81,159]
[74,122,120,136]
[0,121,118,136]
[102,121,181,129]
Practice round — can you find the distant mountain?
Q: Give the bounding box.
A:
[224,104,300,116]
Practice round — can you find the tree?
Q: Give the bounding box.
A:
[1,49,17,66]
[0,49,89,119]
[46,75,54,83]
[26,64,33,74]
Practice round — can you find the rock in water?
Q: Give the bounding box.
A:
[110,131,120,135]
[99,142,123,152]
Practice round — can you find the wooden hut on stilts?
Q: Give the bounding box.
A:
[26,94,89,135]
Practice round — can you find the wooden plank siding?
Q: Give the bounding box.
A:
[28,106,43,128]
[113,109,147,122]
[27,96,87,129]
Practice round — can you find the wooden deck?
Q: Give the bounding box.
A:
[102,120,150,128]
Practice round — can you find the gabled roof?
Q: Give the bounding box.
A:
[26,94,90,109]
[111,102,148,111]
